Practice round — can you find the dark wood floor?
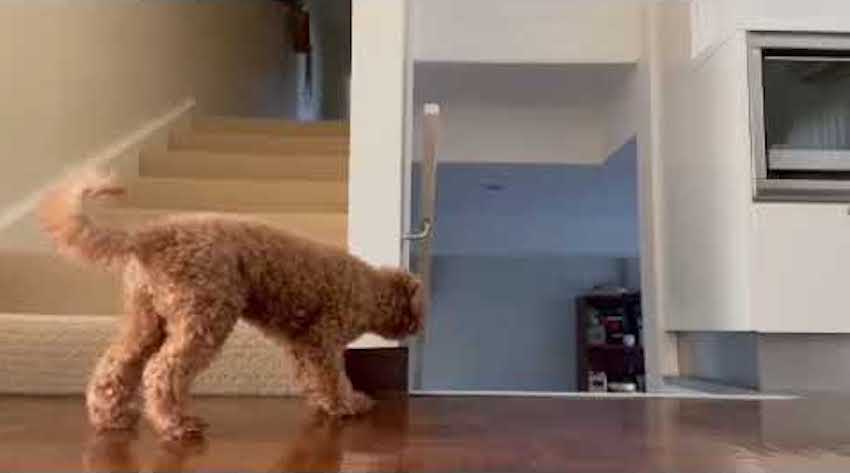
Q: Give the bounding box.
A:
[2,395,850,472]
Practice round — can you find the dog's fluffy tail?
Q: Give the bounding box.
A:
[38,169,132,270]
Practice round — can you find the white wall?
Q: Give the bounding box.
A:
[655,5,754,332]
[348,0,412,349]
[413,63,635,165]
[691,0,850,54]
[743,0,850,32]
[0,0,295,213]
[413,0,642,64]
[750,204,850,333]
[654,1,850,335]
[689,0,745,59]
[743,3,850,334]
[410,2,643,167]
[348,0,407,268]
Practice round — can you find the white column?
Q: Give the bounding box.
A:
[348,0,409,348]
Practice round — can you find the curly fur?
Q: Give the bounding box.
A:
[39,170,425,441]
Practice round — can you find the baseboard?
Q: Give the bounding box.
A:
[676,331,760,390]
[409,389,795,400]
[660,376,763,395]
[677,331,850,393]
[0,98,196,251]
[758,333,850,393]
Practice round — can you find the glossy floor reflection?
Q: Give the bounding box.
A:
[3,395,850,472]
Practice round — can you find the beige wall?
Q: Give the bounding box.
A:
[0,0,293,212]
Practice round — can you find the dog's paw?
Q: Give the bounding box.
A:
[181,415,210,430]
[346,391,375,415]
[313,391,375,418]
[158,416,208,442]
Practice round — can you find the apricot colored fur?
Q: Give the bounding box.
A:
[38,170,424,441]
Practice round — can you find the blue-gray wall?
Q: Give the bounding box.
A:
[414,139,639,256]
[414,140,640,391]
[421,254,625,391]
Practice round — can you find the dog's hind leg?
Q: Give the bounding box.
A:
[87,288,165,431]
[142,297,239,440]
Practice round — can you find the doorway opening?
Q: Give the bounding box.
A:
[407,63,645,394]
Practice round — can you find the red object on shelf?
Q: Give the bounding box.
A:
[602,315,624,344]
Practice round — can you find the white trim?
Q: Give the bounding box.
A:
[660,376,761,396]
[349,333,397,349]
[638,5,680,390]
[769,149,850,172]
[410,389,797,401]
[0,98,196,234]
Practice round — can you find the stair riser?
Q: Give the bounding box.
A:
[140,151,348,181]
[194,117,348,137]
[124,179,347,213]
[91,209,348,249]
[171,132,349,156]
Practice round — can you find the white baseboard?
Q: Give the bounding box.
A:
[410,389,796,401]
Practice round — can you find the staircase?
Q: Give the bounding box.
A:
[0,116,351,395]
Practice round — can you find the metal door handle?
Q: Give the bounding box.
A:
[403,219,432,241]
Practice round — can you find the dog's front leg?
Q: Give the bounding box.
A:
[291,343,374,417]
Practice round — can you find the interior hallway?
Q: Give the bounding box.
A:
[2,395,850,472]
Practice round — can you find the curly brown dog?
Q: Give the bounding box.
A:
[38,171,424,441]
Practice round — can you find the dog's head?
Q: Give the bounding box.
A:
[374,270,426,340]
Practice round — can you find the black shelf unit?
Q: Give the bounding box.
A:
[575,291,644,392]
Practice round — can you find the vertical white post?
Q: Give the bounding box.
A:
[348,0,409,348]
[348,0,408,268]
[637,4,679,389]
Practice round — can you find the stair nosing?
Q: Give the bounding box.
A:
[91,207,349,221]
